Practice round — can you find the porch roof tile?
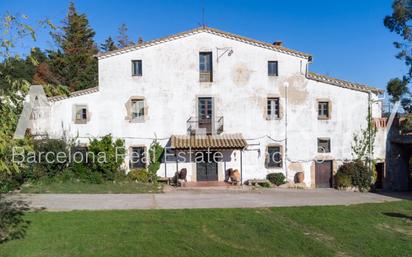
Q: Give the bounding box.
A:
[171,134,247,150]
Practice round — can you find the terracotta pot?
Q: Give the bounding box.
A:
[294,172,304,183]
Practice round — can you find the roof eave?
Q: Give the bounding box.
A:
[96,26,312,60]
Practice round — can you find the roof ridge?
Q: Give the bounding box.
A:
[96,26,312,60]
[307,72,383,94]
[47,86,99,102]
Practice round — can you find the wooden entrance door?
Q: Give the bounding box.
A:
[315,161,333,188]
[196,152,218,181]
[375,162,384,189]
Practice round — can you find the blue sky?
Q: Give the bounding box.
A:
[0,0,406,92]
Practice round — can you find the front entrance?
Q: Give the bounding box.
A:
[315,160,333,188]
[196,151,218,181]
[374,162,385,189]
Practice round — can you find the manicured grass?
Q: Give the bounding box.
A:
[1,201,412,257]
[19,181,163,194]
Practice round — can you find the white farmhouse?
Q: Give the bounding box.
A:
[31,26,386,188]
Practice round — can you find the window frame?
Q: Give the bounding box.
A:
[317,100,331,120]
[267,97,280,120]
[266,145,283,168]
[268,61,279,76]
[199,52,213,82]
[317,138,331,153]
[130,98,145,122]
[74,105,88,124]
[131,60,142,76]
[129,146,147,169]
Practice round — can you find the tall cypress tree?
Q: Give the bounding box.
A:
[101,36,117,52]
[49,2,98,91]
[117,23,133,48]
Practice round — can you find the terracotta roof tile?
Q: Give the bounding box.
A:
[96,26,312,60]
[307,72,383,94]
[171,134,247,150]
[47,87,99,102]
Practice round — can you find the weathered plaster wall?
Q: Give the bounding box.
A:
[40,32,384,187]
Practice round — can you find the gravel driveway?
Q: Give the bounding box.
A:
[9,188,404,211]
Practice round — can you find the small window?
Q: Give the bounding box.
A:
[131,99,145,122]
[267,97,280,119]
[267,146,282,168]
[199,52,213,82]
[268,61,278,76]
[74,105,88,124]
[130,147,146,169]
[318,101,330,119]
[317,138,331,153]
[132,60,142,76]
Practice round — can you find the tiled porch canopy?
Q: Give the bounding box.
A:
[171,134,247,150]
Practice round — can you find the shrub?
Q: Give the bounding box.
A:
[56,169,76,182]
[258,181,272,188]
[400,113,412,133]
[267,173,286,186]
[334,172,352,189]
[147,140,164,182]
[337,161,371,191]
[32,138,68,178]
[127,169,149,183]
[0,195,29,243]
[64,164,104,184]
[87,135,126,180]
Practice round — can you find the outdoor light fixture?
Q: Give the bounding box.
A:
[217,47,234,62]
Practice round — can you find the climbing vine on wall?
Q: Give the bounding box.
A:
[147,140,164,182]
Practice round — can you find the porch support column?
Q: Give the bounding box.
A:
[175,149,178,173]
[240,149,243,185]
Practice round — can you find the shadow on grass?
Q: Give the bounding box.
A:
[374,191,412,201]
[0,195,30,244]
[383,212,412,222]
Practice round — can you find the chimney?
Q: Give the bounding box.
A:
[137,36,143,44]
[273,41,283,46]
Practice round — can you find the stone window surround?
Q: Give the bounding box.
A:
[317,98,332,120]
[129,145,147,169]
[125,96,148,123]
[265,144,283,169]
[317,137,331,153]
[266,95,283,120]
[73,104,90,124]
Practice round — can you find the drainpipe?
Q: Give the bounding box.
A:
[284,81,289,180]
[368,91,372,177]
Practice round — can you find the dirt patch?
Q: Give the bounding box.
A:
[376,223,412,236]
[202,224,262,251]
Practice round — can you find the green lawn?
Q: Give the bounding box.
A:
[19,181,163,194]
[1,201,412,257]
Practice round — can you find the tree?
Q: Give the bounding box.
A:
[100,36,117,52]
[384,0,412,111]
[117,23,133,48]
[0,12,39,243]
[48,2,98,91]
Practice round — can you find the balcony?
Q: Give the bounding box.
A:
[187,116,224,135]
[199,72,212,82]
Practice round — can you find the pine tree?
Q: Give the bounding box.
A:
[49,2,98,91]
[117,23,133,48]
[384,0,412,112]
[101,36,117,52]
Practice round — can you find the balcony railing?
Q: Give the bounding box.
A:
[199,72,213,82]
[187,116,224,135]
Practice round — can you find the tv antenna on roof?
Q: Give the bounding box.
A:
[201,0,206,27]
